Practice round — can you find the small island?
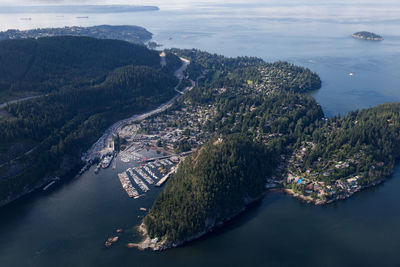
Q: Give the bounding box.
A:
[352,31,383,41]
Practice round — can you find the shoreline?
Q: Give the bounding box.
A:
[351,33,384,41]
[128,174,393,252]
[277,175,389,206]
[0,57,191,209]
[127,196,264,251]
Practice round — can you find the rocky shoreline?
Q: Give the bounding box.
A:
[128,196,263,251]
[0,160,84,208]
[128,174,394,252]
[282,176,388,205]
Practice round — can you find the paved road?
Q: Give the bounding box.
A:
[0,95,44,109]
[85,56,193,162]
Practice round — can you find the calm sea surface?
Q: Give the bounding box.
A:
[0,1,400,266]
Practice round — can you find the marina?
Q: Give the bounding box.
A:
[115,156,179,198]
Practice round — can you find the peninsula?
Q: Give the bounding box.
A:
[125,49,400,251]
[0,25,152,45]
[352,31,383,41]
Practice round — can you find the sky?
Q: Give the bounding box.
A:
[0,0,400,19]
[2,0,400,6]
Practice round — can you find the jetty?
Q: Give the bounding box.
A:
[117,172,139,198]
[156,167,177,187]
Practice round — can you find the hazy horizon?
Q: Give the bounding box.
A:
[0,0,399,23]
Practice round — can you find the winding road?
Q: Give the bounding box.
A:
[0,95,44,109]
[84,55,193,162]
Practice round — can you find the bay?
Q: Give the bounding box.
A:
[0,1,399,266]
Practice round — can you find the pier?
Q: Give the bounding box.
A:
[117,172,139,198]
[156,167,177,187]
[135,168,155,184]
[127,169,149,192]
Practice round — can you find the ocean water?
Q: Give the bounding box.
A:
[0,1,400,266]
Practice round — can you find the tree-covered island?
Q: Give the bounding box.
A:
[352,31,384,41]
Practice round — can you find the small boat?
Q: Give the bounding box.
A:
[94,163,101,174]
[101,155,113,169]
[43,181,56,191]
[349,72,354,76]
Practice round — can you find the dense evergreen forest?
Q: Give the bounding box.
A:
[0,36,179,205]
[144,135,273,243]
[0,36,161,101]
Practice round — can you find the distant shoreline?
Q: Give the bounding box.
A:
[0,5,159,14]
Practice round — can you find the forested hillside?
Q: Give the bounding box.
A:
[0,36,160,101]
[144,135,273,244]
[0,37,179,206]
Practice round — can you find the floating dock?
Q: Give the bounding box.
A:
[136,168,155,184]
[156,167,177,187]
[117,172,139,198]
[127,169,149,192]
[144,165,160,180]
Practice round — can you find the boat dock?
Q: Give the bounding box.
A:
[127,169,149,192]
[116,157,181,198]
[135,168,155,184]
[156,167,177,187]
[117,172,139,198]
[144,166,159,181]
[143,155,174,163]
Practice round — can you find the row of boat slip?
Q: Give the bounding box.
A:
[147,162,156,168]
[117,160,177,199]
[135,167,155,184]
[163,159,174,165]
[143,165,160,181]
[127,168,149,192]
[117,172,139,199]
